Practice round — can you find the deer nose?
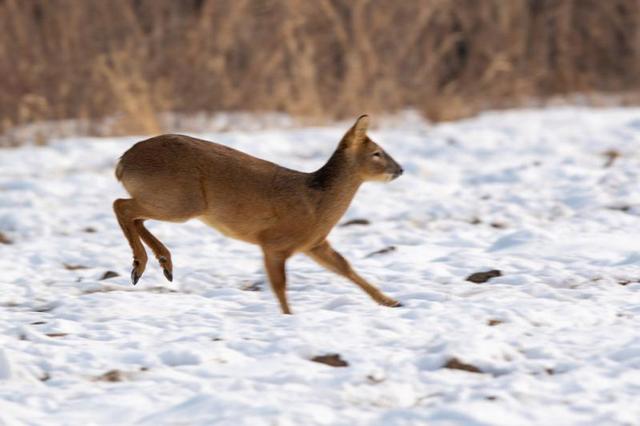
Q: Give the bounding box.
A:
[393,167,404,178]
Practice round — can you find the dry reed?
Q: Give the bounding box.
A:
[1,0,639,144]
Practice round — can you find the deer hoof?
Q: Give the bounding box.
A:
[159,256,173,282]
[380,298,402,308]
[163,268,173,282]
[131,260,143,285]
[131,268,141,285]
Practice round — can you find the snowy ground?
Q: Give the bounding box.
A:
[1,108,640,426]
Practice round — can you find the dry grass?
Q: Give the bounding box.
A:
[1,0,639,144]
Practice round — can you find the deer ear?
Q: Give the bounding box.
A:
[353,114,369,141]
[341,114,369,147]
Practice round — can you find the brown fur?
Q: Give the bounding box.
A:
[113,115,403,314]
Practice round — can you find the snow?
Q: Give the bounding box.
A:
[1,107,640,425]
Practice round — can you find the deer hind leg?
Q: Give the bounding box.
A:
[135,220,173,282]
[262,249,292,314]
[113,198,150,285]
[305,240,402,308]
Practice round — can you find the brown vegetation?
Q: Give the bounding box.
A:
[311,354,349,367]
[1,0,639,144]
[443,357,482,373]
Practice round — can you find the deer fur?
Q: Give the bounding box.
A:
[113,115,403,314]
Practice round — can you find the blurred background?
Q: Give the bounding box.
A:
[1,0,639,145]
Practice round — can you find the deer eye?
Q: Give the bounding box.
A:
[372,152,382,159]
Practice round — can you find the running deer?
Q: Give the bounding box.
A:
[113,115,403,314]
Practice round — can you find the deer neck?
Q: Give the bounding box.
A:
[308,147,363,220]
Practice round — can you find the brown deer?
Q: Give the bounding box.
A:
[113,115,403,314]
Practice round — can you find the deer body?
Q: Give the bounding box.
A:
[113,115,403,314]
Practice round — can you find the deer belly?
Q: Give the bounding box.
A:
[198,215,260,244]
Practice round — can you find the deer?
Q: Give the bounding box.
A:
[113,115,403,314]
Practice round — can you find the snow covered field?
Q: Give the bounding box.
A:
[1,108,640,425]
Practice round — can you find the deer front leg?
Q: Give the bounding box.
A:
[306,240,402,308]
[262,249,292,314]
